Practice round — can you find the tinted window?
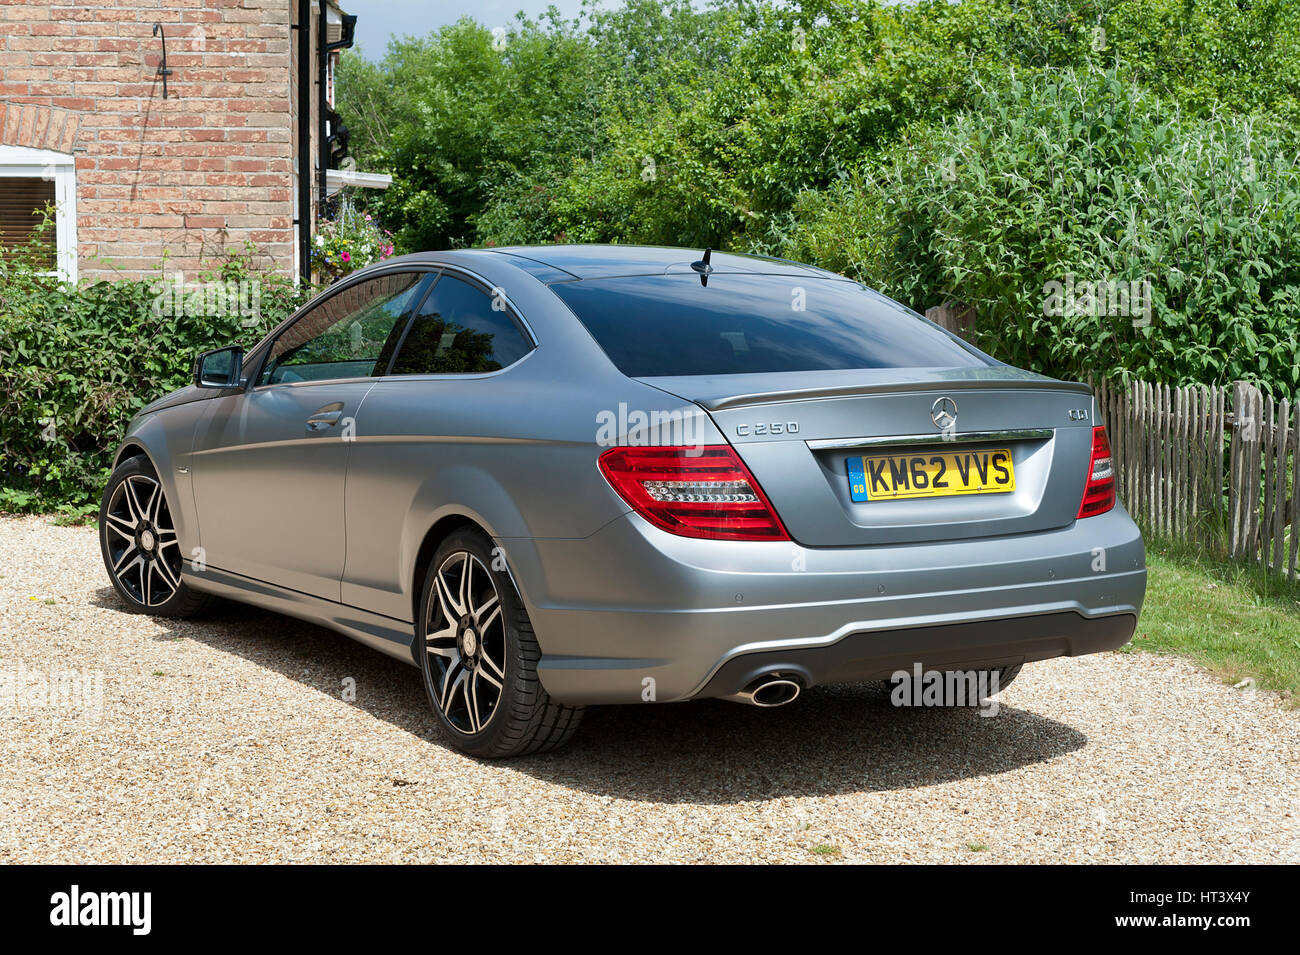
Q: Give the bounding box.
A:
[549,274,989,377]
[259,272,430,385]
[388,274,532,375]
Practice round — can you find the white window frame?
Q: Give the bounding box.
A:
[0,144,78,283]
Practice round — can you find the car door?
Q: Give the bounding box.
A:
[340,271,537,619]
[190,269,435,601]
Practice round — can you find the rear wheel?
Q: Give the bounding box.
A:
[417,529,583,757]
[99,456,211,618]
[988,663,1021,694]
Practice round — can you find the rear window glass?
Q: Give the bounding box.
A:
[389,274,533,375]
[549,274,988,377]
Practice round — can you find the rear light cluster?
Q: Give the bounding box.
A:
[598,446,789,540]
[1078,426,1116,518]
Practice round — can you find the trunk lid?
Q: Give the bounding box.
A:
[640,368,1098,547]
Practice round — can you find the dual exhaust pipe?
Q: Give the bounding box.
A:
[723,672,803,708]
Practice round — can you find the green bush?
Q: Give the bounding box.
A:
[340,0,748,251]
[470,0,1300,253]
[0,242,309,515]
[476,0,995,249]
[776,67,1300,392]
[337,10,612,251]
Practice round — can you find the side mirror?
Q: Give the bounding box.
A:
[194,346,244,389]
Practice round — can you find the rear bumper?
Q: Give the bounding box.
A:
[503,504,1146,705]
[695,610,1137,700]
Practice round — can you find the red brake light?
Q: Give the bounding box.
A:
[598,445,790,541]
[1078,425,1116,518]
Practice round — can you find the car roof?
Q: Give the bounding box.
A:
[414,244,844,283]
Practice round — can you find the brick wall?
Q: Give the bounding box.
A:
[0,0,298,280]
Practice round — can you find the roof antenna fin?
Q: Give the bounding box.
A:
[690,247,714,287]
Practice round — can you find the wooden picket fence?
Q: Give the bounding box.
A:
[1092,377,1299,578]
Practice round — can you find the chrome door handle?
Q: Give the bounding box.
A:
[306,410,343,432]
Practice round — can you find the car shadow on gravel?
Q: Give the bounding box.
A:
[530,687,1088,804]
[94,588,1088,805]
[91,588,434,735]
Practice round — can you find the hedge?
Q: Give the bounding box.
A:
[0,244,309,516]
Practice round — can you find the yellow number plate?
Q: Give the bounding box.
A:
[847,448,1016,502]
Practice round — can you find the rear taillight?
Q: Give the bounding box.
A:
[1078,425,1116,518]
[598,445,789,541]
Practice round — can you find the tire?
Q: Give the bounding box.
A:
[989,663,1021,694]
[99,455,212,618]
[417,529,584,757]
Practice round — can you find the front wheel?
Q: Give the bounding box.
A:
[417,529,584,757]
[99,456,211,617]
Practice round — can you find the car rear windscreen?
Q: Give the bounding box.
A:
[548,273,991,377]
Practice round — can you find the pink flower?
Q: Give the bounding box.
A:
[341,251,351,263]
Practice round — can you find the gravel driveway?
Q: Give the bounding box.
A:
[1,513,1297,863]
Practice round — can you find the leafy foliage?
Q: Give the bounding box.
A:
[338,0,746,249]
[337,9,611,251]
[780,68,1300,392]
[0,237,309,514]
[337,0,1299,391]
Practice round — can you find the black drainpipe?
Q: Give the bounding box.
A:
[317,0,328,218]
[295,0,312,285]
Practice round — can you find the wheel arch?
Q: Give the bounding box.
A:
[107,416,201,562]
[410,513,485,624]
[113,440,156,472]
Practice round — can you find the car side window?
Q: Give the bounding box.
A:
[388,274,533,376]
[258,271,432,386]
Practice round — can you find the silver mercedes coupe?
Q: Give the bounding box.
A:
[100,245,1146,756]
